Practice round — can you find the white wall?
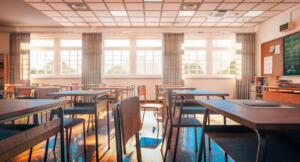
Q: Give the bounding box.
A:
[256,4,300,83]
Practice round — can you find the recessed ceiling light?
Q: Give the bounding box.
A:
[111,11,127,17]
[178,11,195,17]
[244,11,264,17]
[182,3,198,11]
[70,3,88,11]
[144,0,162,2]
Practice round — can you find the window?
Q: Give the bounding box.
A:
[136,40,162,75]
[183,50,206,75]
[104,50,130,74]
[213,50,236,74]
[30,37,82,77]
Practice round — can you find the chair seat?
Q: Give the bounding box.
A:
[140,103,163,109]
[175,102,202,107]
[64,118,85,129]
[172,118,202,127]
[64,106,96,114]
[0,129,20,140]
[182,106,206,114]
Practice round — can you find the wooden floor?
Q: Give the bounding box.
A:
[9,106,235,162]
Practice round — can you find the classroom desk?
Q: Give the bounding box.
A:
[196,99,300,162]
[0,99,66,161]
[47,90,109,162]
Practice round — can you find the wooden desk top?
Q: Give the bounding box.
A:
[47,90,109,97]
[173,90,229,97]
[162,87,196,91]
[263,86,300,91]
[194,99,300,130]
[0,99,66,122]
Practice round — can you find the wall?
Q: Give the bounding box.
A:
[256,4,300,83]
[0,33,9,53]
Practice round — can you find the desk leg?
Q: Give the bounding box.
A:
[256,130,268,162]
[198,108,208,162]
[58,107,66,162]
[106,96,111,149]
[95,109,100,162]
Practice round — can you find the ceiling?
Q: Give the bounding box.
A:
[0,0,298,27]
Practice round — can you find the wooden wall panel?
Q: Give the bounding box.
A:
[261,37,283,76]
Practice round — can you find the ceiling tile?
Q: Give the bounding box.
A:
[60,22,74,26]
[99,17,115,22]
[203,0,222,2]
[131,23,145,26]
[224,0,242,2]
[42,11,62,16]
[103,22,117,26]
[124,0,143,2]
[49,3,72,10]
[228,11,247,17]
[235,17,252,22]
[271,3,296,10]
[164,0,183,2]
[188,23,202,26]
[25,0,43,2]
[114,17,130,22]
[176,17,191,22]
[130,17,144,22]
[215,22,230,26]
[88,23,103,26]
[144,2,162,10]
[146,23,160,26]
[163,3,181,10]
[198,3,219,10]
[161,11,178,17]
[217,3,239,10]
[64,0,83,2]
[128,11,144,17]
[160,22,173,26]
[126,3,144,10]
[68,17,84,22]
[104,0,123,2]
[259,10,281,17]
[84,0,103,1]
[74,22,89,26]
[190,17,206,22]
[243,0,263,2]
[174,22,187,26]
[161,17,175,22]
[250,17,268,22]
[83,17,99,22]
[194,11,211,17]
[229,22,243,26]
[106,3,125,10]
[263,0,281,2]
[235,3,258,10]
[59,11,78,16]
[201,22,216,26]
[145,17,160,22]
[51,17,70,22]
[283,0,300,2]
[252,3,277,10]
[118,23,131,26]
[44,0,63,2]
[29,3,53,10]
[93,11,111,16]
[184,0,203,2]
[221,17,237,22]
[145,11,161,17]
[87,3,107,10]
[205,17,222,22]
[77,11,95,17]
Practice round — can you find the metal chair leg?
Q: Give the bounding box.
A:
[28,147,33,162]
[53,133,57,152]
[83,122,87,154]
[160,116,169,154]
[195,127,198,152]
[44,139,49,162]
[65,129,70,161]
[94,113,100,162]
[164,125,173,162]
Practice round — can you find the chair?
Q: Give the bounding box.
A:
[155,84,164,103]
[161,89,204,162]
[137,85,163,127]
[6,85,15,99]
[113,97,142,162]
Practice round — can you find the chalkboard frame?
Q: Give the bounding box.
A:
[283,31,300,76]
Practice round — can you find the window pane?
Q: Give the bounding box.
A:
[30,50,54,76]
[60,50,82,75]
[136,40,162,47]
[104,50,130,74]
[183,50,206,75]
[184,40,206,47]
[212,40,234,47]
[212,50,236,74]
[104,40,130,47]
[61,40,82,47]
[136,50,162,75]
[30,40,54,47]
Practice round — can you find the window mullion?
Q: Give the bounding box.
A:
[54,38,60,75]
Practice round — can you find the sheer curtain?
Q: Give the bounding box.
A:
[9,32,30,86]
[236,33,256,99]
[163,33,184,85]
[82,33,102,89]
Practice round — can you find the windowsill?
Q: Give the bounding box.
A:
[31,75,81,79]
[103,75,163,79]
[183,74,236,79]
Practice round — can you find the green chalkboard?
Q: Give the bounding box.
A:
[284,32,300,75]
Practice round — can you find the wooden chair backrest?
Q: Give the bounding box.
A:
[71,85,80,90]
[137,85,146,102]
[6,86,15,93]
[113,97,142,162]
[15,88,36,99]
